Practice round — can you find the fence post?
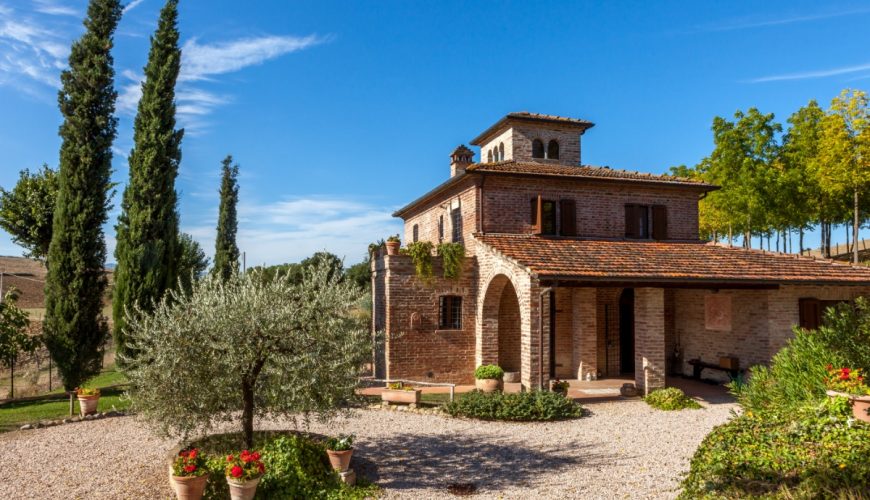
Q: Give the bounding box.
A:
[449,385,455,403]
[48,357,52,392]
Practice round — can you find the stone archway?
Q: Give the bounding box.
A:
[480,274,522,377]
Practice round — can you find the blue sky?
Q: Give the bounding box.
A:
[1,0,869,266]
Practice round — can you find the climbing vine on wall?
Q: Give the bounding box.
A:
[437,242,465,279]
[401,241,434,281]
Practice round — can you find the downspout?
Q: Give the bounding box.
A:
[538,285,553,390]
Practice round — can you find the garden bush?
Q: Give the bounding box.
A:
[191,431,379,499]
[444,390,584,421]
[680,397,870,499]
[473,365,504,380]
[644,387,701,411]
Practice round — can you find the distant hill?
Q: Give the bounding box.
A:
[0,255,113,311]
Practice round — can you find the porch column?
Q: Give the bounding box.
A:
[634,287,666,392]
[572,288,597,380]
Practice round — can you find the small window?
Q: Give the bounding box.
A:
[439,296,462,329]
[799,298,848,330]
[532,139,544,158]
[451,208,462,242]
[498,142,505,161]
[625,204,650,239]
[547,140,559,160]
[531,197,557,235]
[412,224,419,242]
[438,215,444,241]
[487,149,493,162]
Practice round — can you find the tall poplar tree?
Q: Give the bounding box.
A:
[213,155,240,280]
[113,0,183,359]
[43,0,122,390]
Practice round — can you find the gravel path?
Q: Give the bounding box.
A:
[0,399,736,499]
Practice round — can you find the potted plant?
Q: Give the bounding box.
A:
[75,387,100,416]
[825,365,870,423]
[385,235,401,256]
[325,434,354,472]
[169,448,209,500]
[381,382,422,404]
[550,379,570,395]
[225,450,265,500]
[474,365,504,393]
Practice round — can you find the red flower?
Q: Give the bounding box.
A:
[184,464,197,473]
[231,465,243,478]
[252,451,260,461]
[188,449,198,460]
[241,451,253,463]
[257,462,265,474]
[227,454,234,462]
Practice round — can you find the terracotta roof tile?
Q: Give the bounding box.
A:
[466,160,713,188]
[475,234,870,284]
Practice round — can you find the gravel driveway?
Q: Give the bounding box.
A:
[0,399,736,499]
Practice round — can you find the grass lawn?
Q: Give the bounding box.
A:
[0,366,130,432]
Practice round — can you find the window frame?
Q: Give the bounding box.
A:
[451,207,462,242]
[532,139,545,159]
[625,204,650,239]
[547,140,560,160]
[439,295,462,330]
[412,224,419,243]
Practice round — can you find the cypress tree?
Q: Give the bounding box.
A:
[213,155,240,280]
[113,0,183,359]
[43,0,122,390]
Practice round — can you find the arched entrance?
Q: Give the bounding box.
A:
[480,274,522,376]
[619,288,635,374]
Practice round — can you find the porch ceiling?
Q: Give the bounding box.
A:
[475,233,870,286]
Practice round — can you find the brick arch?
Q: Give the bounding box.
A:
[478,273,522,373]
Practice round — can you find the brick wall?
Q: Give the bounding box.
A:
[634,288,666,391]
[496,280,522,373]
[402,181,480,254]
[480,176,699,240]
[572,288,597,380]
[554,288,574,378]
[478,127,513,163]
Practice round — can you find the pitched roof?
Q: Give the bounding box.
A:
[471,112,595,145]
[466,160,714,188]
[475,234,870,285]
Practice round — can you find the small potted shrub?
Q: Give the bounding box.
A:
[225,450,265,500]
[550,379,570,395]
[381,382,422,404]
[75,387,100,416]
[325,434,354,472]
[474,365,504,393]
[385,235,401,256]
[169,448,209,500]
[825,365,870,423]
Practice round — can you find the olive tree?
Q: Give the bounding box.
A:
[121,260,372,448]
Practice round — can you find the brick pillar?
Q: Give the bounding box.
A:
[634,288,665,392]
[572,288,597,380]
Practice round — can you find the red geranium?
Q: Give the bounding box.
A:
[172,448,208,478]
[231,465,243,478]
[225,448,265,482]
[826,366,870,396]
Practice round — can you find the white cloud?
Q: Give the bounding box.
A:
[33,1,80,17]
[185,197,401,267]
[696,7,870,32]
[0,4,72,90]
[122,0,146,14]
[180,34,325,81]
[749,61,870,83]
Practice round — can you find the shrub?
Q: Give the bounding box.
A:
[401,241,434,281]
[436,242,465,279]
[644,387,701,411]
[444,390,584,421]
[474,365,504,380]
[679,398,870,499]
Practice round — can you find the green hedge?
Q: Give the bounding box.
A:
[644,388,701,411]
[444,390,584,421]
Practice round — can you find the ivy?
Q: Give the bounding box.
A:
[437,242,465,279]
[401,241,434,281]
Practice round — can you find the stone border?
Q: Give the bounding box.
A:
[367,402,446,416]
[18,410,130,431]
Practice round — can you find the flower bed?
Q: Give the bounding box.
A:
[444,390,584,421]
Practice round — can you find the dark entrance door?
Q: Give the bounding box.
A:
[619,289,635,374]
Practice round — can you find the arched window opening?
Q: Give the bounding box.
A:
[547,140,560,160]
[487,149,493,162]
[532,139,544,159]
[412,224,419,242]
[498,142,505,161]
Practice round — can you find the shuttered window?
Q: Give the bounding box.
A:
[541,200,556,235]
[652,205,668,240]
[560,199,577,236]
[799,298,821,330]
[412,224,419,243]
[439,296,462,329]
[625,204,650,239]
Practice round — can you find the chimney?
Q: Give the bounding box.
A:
[450,145,474,177]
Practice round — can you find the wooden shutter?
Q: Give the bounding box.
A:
[652,205,668,240]
[799,298,821,330]
[531,195,542,234]
[560,199,577,236]
[625,205,638,238]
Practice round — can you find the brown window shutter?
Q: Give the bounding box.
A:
[799,298,821,330]
[560,199,577,236]
[625,205,637,238]
[652,205,668,240]
[531,195,542,234]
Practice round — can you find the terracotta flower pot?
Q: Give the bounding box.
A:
[327,449,353,472]
[385,241,400,256]
[77,395,99,416]
[475,378,502,393]
[826,390,870,424]
[170,474,208,500]
[226,476,260,500]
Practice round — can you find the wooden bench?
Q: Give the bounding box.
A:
[687,358,740,380]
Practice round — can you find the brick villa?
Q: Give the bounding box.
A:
[371,112,870,391]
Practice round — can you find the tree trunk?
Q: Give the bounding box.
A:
[728,224,733,247]
[9,358,14,399]
[799,227,804,255]
[241,379,254,449]
[855,189,860,264]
